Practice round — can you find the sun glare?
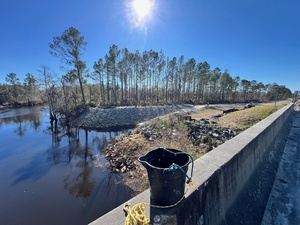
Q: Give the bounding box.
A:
[130,0,154,23]
[132,0,153,21]
[126,0,155,30]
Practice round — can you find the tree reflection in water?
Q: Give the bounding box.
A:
[49,121,125,199]
[64,161,95,198]
[1,107,135,224]
[0,106,42,121]
[14,117,27,136]
[0,111,42,136]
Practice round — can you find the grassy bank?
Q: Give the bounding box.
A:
[218,104,287,131]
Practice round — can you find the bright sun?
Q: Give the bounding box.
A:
[131,0,154,21]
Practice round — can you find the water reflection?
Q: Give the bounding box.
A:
[0,110,42,135]
[64,161,95,198]
[48,127,117,199]
[13,151,51,184]
[0,107,135,225]
[47,127,113,165]
[14,117,27,136]
[0,108,44,161]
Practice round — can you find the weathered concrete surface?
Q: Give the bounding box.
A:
[261,110,300,225]
[173,103,295,225]
[89,189,150,225]
[89,103,295,225]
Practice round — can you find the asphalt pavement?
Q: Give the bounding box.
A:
[261,108,300,225]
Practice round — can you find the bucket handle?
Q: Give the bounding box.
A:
[160,147,194,184]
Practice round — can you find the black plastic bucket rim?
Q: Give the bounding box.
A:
[138,147,192,170]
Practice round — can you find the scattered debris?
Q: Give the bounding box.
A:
[105,112,238,174]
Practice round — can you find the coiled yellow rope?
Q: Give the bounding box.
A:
[124,202,150,225]
[123,180,198,225]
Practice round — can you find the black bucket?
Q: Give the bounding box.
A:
[138,147,192,206]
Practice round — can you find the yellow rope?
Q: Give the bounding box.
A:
[124,202,150,225]
[123,180,198,225]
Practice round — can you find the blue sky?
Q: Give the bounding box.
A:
[0,0,299,92]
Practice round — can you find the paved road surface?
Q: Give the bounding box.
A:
[261,109,300,225]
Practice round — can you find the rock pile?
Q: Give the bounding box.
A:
[185,117,237,151]
[136,115,237,151]
[70,105,194,130]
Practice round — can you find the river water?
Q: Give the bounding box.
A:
[0,107,136,225]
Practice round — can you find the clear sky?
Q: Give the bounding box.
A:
[0,0,299,92]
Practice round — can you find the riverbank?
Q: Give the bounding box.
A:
[0,101,44,110]
[104,109,239,192]
[102,102,292,192]
[69,102,291,193]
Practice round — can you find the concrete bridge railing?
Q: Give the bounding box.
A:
[90,103,295,225]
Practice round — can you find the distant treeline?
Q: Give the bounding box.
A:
[0,27,292,121]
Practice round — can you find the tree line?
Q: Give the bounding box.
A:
[0,27,292,122]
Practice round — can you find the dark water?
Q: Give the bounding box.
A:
[0,107,135,225]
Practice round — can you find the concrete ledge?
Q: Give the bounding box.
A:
[89,189,150,225]
[90,103,295,225]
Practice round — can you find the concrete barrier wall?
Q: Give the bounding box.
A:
[179,103,295,225]
[90,103,295,225]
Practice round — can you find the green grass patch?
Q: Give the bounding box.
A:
[220,105,282,131]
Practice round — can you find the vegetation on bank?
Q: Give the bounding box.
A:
[218,102,289,131]
[106,102,291,191]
